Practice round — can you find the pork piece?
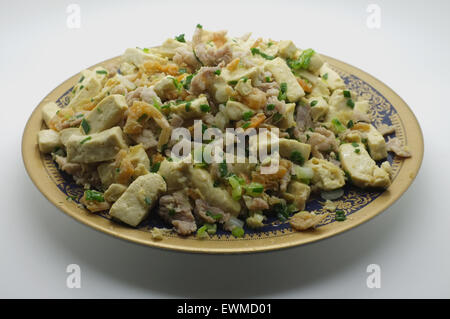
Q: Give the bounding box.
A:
[125,87,162,107]
[243,195,269,211]
[386,137,411,157]
[194,199,229,224]
[53,155,100,188]
[306,127,339,159]
[192,28,233,66]
[129,128,158,150]
[158,191,197,235]
[188,66,220,96]
[290,211,328,231]
[173,45,202,70]
[296,104,313,131]
[377,124,396,136]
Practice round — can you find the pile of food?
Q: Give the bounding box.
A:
[37,25,411,239]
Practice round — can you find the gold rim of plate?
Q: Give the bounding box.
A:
[22,55,424,254]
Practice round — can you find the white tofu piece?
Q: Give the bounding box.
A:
[82,95,128,134]
[68,75,102,112]
[310,78,330,97]
[307,52,324,73]
[264,57,304,102]
[365,125,388,161]
[153,76,178,100]
[109,173,167,227]
[188,167,241,216]
[354,100,369,114]
[220,66,261,83]
[278,103,296,129]
[37,129,61,153]
[122,48,166,67]
[157,157,190,192]
[277,40,298,59]
[97,162,116,188]
[278,138,311,162]
[42,102,60,127]
[104,183,127,203]
[127,144,150,169]
[308,96,329,121]
[304,158,345,191]
[66,126,128,163]
[339,143,390,188]
[235,78,253,96]
[326,89,355,125]
[148,38,188,59]
[170,95,210,119]
[224,100,252,121]
[283,181,311,211]
[60,128,82,146]
[319,63,345,91]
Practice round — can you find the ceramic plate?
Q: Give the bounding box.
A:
[22,54,424,254]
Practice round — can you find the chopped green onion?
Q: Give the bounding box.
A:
[242,121,251,129]
[273,112,283,122]
[310,100,318,107]
[80,136,91,145]
[214,69,221,76]
[347,120,354,128]
[267,104,275,111]
[278,82,288,101]
[219,161,228,177]
[196,24,203,29]
[347,99,355,109]
[96,70,107,75]
[343,90,351,98]
[228,175,244,200]
[351,142,359,147]
[206,210,223,220]
[265,76,271,82]
[244,182,264,196]
[290,150,305,165]
[242,111,254,121]
[144,197,152,206]
[250,47,275,60]
[205,223,217,235]
[85,189,104,202]
[355,148,361,154]
[231,226,245,238]
[150,162,161,173]
[335,210,346,221]
[78,75,85,83]
[185,102,191,112]
[200,104,210,112]
[81,118,90,134]
[175,34,186,43]
[322,73,328,80]
[142,48,150,53]
[331,118,346,133]
[241,76,249,83]
[183,74,194,89]
[287,48,315,70]
[228,80,238,85]
[196,225,208,239]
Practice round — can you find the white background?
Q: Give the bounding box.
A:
[1,0,448,298]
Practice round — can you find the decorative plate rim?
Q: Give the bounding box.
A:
[22,54,424,254]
